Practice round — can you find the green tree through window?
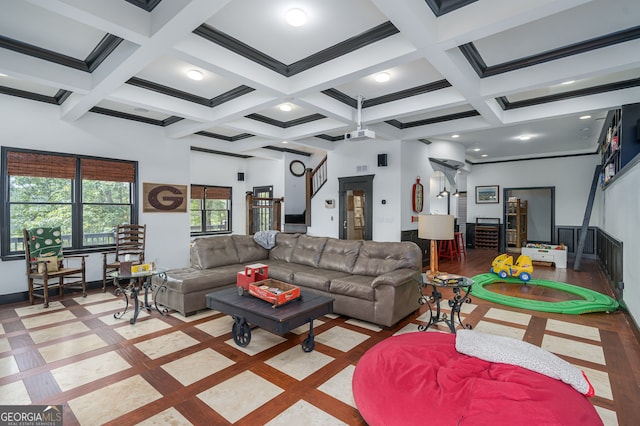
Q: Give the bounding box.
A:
[1,148,137,255]
[190,185,231,234]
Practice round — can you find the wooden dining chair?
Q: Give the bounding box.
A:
[23,227,87,308]
[102,224,146,291]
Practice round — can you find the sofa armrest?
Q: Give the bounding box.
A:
[372,269,421,288]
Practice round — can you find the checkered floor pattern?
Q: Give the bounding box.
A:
[0,288,621,425]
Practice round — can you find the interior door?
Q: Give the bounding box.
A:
[339,175,373,240]
[504,187,554,243]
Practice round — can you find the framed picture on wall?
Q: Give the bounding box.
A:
[475,185,499,204]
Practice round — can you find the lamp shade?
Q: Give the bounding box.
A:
[418,214,454,240]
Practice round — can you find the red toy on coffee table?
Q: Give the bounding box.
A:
[237,263,269,295]
[237,263,301,307]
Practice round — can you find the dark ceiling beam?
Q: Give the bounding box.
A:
[497,77,640,110]
[246,113,326,128]
[460,25,640,78]
[193,21,399,77]
[124,0,162,12]
[190,146,252,159]
[0,33,122,73]
[386,110,480,129]
[424,0,478,17]
[195,131,254,141]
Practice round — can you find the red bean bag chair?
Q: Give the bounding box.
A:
[352,332,602,426]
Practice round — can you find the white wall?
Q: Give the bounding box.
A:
[1,96,192,295]
[190,150,256,235]
[467,155,602,227]
[598,160,640,326]
[307,138,403,241]
[283,152,308,216]
[401,141,434,229]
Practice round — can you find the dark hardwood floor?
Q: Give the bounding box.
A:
[0,248,638,425]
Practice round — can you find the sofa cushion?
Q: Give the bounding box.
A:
[160,268,237,294]
[232,235,269,263]
[262,260,315,283]
[293,269,352,292]
[352,241,421,276]
[269,233,300,262]
[318,239,362,273]
[329,275,376,301]
[191,236,240,270]
[290,235,327,267]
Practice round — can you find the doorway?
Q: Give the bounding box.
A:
[339,175,373,240]
[252,185,273,233]
[504,187,555,245]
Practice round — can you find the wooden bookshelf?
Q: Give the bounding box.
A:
[506,199,527,248]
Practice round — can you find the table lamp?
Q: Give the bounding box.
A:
[418,214,455,277]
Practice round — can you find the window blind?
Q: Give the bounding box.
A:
[6,151,75,179]
[81,158,135,182]
[191,185,231,199]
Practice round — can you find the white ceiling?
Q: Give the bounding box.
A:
[1,0,639,163]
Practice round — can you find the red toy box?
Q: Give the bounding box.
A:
[249,278,301,307]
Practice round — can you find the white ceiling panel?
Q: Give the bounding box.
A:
[1,0,107,59]
[0,74,60,96]
[136,56,241,99]
[474,0,640,66]
[1,0,640,163]
[204,0,388,64]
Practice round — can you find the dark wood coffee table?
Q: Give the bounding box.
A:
[206,287,334,352]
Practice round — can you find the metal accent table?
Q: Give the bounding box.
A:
[418,273,473,333]
[110,268,168,324]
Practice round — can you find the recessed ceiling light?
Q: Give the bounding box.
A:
[133,107,149,113]
[0,73,7,77]
[286,8,307,26]
[481,154,488,157]
[519,135,531,141]
[282,140,288,144]
[451,134,460,138]
[561,80,575,85]
[186,69,203,80]
[473,148,480,152]
[579,115,591,120]
[374,72,390,83]
[279,104,292,112]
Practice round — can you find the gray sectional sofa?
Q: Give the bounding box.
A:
[154,233,422,327]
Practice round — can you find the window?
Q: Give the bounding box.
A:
[190,185,232,235]
[1,148,137,256]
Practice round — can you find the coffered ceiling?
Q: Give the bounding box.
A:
[1,0,639,163]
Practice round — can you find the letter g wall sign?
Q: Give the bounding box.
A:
[143,182,188,213]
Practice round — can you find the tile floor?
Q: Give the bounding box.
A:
[0,286,625,425]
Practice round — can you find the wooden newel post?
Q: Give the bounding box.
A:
[273,197,284,231]
[246,191,253,235]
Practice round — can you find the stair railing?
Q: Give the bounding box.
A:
[305,156,327,225]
